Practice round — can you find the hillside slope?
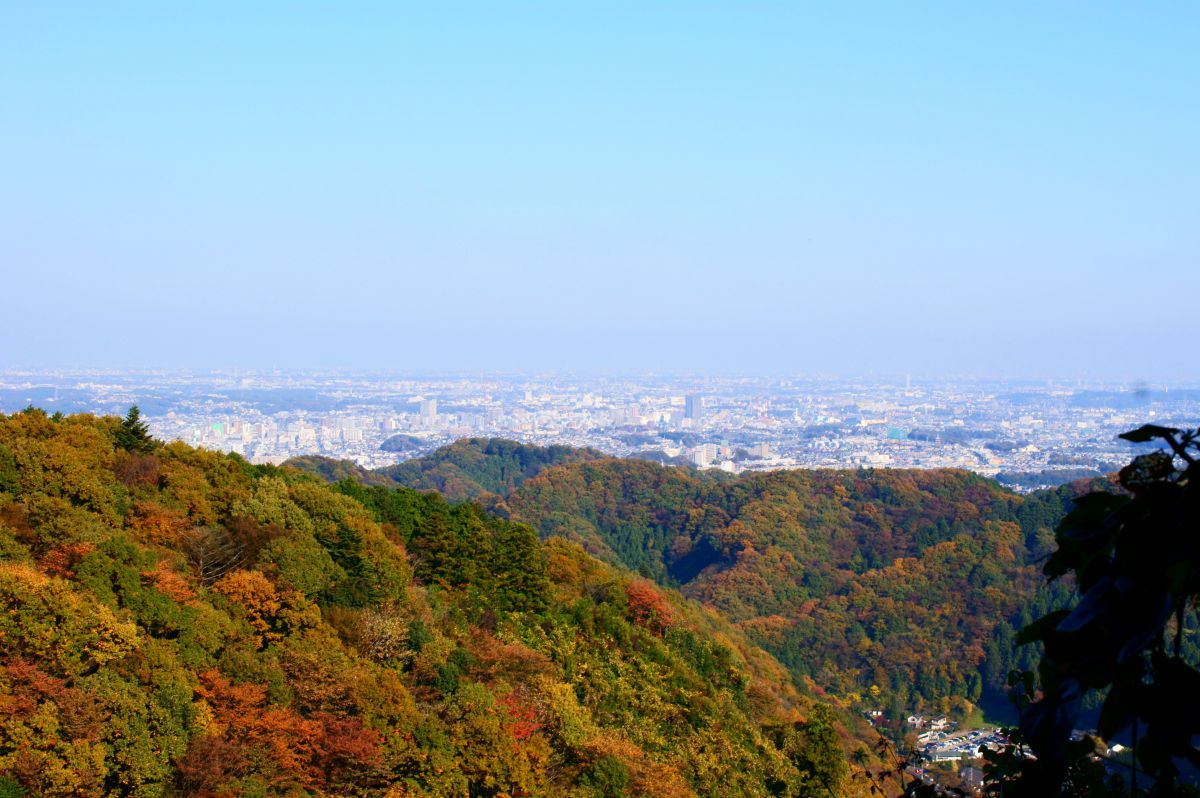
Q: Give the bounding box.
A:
[501,458,1081,717]
[318,440,1086,719]
[283,454,396,487]
[290,439,1092,719]
[288,438,607,502]
[0,411,867,798]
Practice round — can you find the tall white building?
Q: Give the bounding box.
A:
[691,443,718,467]
[419,399,438,426]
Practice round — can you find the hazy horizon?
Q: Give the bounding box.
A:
[3,366,1199,394]
[3,4,1196,379]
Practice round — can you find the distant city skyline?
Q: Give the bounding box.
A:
[3,368,1197,489]
[2,4,1196,378]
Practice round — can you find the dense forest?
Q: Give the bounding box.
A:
[303,439,1094,720]
[502,459,1085,719]
[0,411,873,797]
[377,439,607,502]
[288,440,607,503]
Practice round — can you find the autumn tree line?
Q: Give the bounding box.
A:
[0,409,865,798]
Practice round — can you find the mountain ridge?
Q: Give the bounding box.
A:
[288,437,609,501]
[288,438,1096,719]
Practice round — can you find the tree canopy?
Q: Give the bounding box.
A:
[0,409,865,797]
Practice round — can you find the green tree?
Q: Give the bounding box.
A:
[410,511,459,587]
[492,521,550,613]
[785,704,849,797]
[580,755,630,797]
[116,405,155,453]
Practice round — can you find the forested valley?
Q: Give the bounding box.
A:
[295,439,1097,723]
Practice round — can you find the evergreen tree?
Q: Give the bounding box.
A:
[116,405,155,453]
[492,521,550,613]
[410,511,459,587]
[779,704,849,798]
[317,523,377,607]
[456,511,494,591]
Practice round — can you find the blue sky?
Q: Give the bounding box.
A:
[2,3,1196,378]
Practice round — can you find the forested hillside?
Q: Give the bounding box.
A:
[380,438,606,501]
[283,454,395,487]
[0,411,867,798]
[289,438,606,503]
[340,441,1093,720]
[501,459,1085,718]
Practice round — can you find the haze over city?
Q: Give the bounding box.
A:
[3,368,1196,495]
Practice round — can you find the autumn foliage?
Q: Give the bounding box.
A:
[625,579,674,636]
[0,409,855,797]
[500,455,1084,716]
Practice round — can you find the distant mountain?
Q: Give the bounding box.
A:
[0,410,864,797]
[995,467,1107,489]
[290,438,607,502]
[381,438,607,501]
[283,454,395,486]
[378,433,426,453]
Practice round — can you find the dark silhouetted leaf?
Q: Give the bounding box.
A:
[1119,424,1181,443]
[1017,610,1070,646]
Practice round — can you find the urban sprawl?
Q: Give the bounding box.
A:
[3,370,1195,490]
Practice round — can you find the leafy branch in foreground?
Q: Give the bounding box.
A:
[986,425,1200,796]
